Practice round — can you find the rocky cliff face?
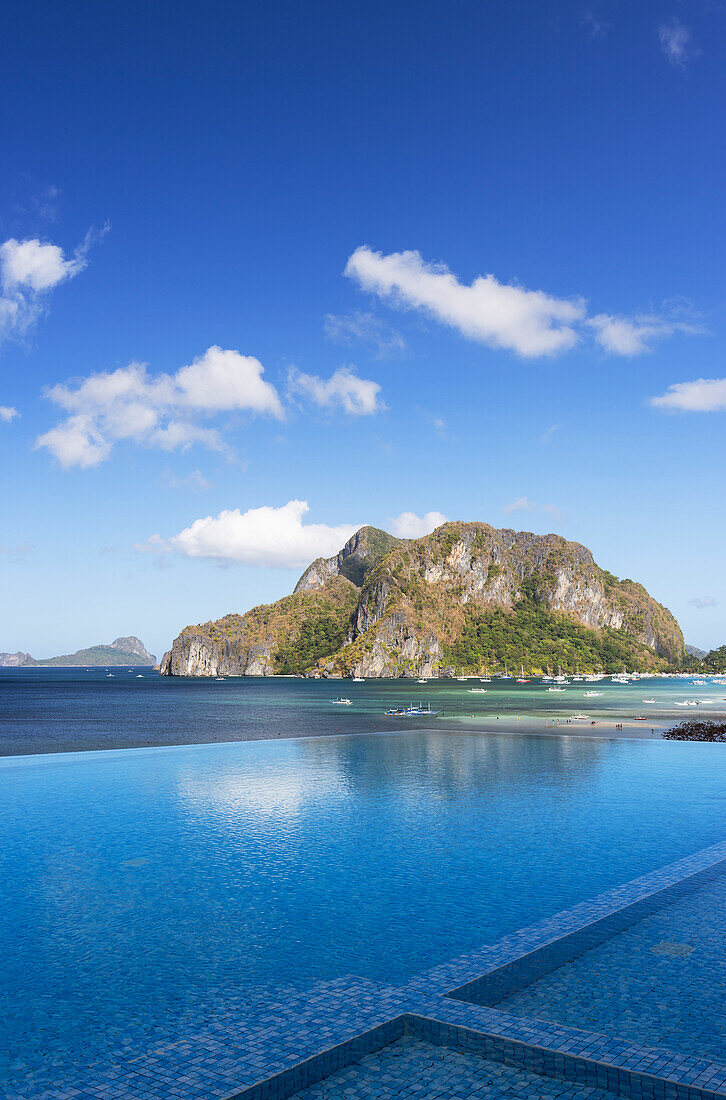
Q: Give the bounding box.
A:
[294,526,403,592]
[1,637,156,667]
[109,636,156,662]
[160,577,358,677]
[0,651,33,667]
[160,522,685,677]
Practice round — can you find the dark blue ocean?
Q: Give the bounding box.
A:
[2,666,725,755]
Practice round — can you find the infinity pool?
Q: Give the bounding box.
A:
[2,730,726,1095]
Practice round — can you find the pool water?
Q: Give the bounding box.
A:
[2,730,726,1091]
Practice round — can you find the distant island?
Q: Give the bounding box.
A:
[160,522,698,679]
[0,636,157,667]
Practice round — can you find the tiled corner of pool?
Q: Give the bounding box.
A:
[24,839,726,1100]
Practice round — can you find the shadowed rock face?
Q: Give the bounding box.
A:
[294,526,403,593]
[160,522,685,678]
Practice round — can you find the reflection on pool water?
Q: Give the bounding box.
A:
[2,729,726,1092]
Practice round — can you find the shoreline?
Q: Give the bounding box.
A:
[0,715,672,760]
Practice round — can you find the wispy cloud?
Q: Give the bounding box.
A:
[589,311,702,355]
[416,407,447,438]
[141,500,359,569]
[503,496,537,515]
[0,405,18,423]
[36,346,283,469]
[288,365,385,416]
[389,510,448,538]
[345,246,701,360]
[650,378,726,412]
[323,310,406,357]
[503,498,566,524]
[658,17,699,67]
[539,423,562,444]
[0,543,34,563]
[160,468,213,491]
[688,596,717,609]
[580,8,608,39]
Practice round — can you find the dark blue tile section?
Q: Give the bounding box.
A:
[283,1034,619,1100]
[13,839,726,1100]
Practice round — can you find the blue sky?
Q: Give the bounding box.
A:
[1,0,725,659]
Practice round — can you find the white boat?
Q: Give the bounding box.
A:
[548,687,566,693]
[352,677,365,682]
[136,674,143,678]
[479,678,491,683]
[456,676,468,682]
[642,698,656,703]
[584,691,602,697]
[331,697,352,705]
[417,678,428,684]
[468,688,488,694]
[385,702,442,717]
[691,680,707,686]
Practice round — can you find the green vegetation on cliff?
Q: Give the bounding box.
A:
[702,645,726,672]
[442,601,670,675]
[176,577,358,674]
[337,526,402,587]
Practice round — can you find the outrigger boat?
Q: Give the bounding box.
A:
[385,702,443,717]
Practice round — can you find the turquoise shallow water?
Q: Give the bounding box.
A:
[2,726,726,1092]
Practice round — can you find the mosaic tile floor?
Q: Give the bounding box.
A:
[495,872,726,1064]
[290,1035,617,1100]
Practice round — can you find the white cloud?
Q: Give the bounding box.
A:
[345,246,585,358]
[688,596,717,609]
[36,346,282,468]
[389,510,449,538]
[0,237,84,291]
[323,311,406,356]
[0,232,99,347]
[0,405,18,422]
[288,366,385,416]
[650,378,726,413]
[151,500,359,569]
[35,415,111,469]
[658,18,698,67]
[345,246,704,360]
[589,313,700,355]
[175,346,283,415]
